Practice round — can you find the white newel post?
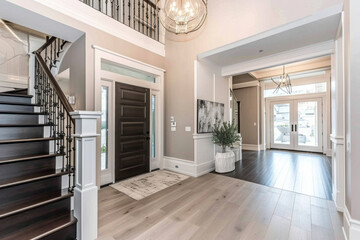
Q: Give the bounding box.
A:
[70,111,101,240]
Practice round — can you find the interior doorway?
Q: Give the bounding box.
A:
[270,98,323,153]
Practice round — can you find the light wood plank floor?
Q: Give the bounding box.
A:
[97,173,344,240]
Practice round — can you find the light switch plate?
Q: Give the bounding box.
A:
[171,127,176,132]
[170,116,175,122]
[171,122,177,127]
[185,126,191,132]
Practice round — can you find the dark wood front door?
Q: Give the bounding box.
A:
[115,82,150,181]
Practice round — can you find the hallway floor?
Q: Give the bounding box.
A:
[214,150,332,200]
[97,173,343,240]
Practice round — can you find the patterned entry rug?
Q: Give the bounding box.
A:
[110,170,189,200]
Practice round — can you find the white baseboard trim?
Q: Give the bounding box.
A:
[343,206,360,240]
[242,144,261,151]
[163,156,214,177]
[196,160,215,176]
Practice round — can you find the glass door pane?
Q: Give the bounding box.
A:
[297,101,318,147]
[273,103,291,145]
[101,86,109,170]
[151,95,156,159]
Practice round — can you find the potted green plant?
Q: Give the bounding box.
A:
[212,121,240,173]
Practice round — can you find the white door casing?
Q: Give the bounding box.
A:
[269,95,324,153]
[93,45,165,186]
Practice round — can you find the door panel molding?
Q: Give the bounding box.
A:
[115,82,150,181]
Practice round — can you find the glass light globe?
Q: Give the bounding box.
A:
[157,0,207,34]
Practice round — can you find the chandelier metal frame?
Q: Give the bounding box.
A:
[156,0,208,34]
[271,65,292,94]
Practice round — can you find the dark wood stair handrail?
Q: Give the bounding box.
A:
[33,52,74,123]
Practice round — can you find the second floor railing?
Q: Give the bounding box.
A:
[79,0,161,42]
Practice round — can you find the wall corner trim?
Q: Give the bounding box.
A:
[163,156,214,177]
[343,206,360,240]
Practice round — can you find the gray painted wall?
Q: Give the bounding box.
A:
[164,0,340,161]
[233,87,260,145]
[233,74,257,84]
[58,34,85,110]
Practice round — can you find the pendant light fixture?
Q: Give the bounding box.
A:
[156,0,207,34]
[271,65,292,94]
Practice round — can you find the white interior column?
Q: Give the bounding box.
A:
[70,111,101,240]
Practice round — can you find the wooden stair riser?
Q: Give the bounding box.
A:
[0,141,50,159]
[0,158,56,182]
[0,126,45,140]
[0,177,61,209]
[0,114,39,124]
[40,222,76,240]
[0,95,32,104]
[4,89,28,95]
[0,104,34,112]
[0,198,71,237]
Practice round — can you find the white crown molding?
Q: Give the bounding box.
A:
[32,0,165,56]
[232,81,260,89]
[92,45,166,73]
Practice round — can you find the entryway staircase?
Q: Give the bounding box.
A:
[0,37,77,239]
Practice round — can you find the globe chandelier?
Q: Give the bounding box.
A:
[156,0,207,34]
[271,66,292,94]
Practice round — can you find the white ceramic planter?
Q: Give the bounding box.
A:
[231,147,240,162]
[215,150,235,173]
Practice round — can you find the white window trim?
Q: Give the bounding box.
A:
[93,45,165,186]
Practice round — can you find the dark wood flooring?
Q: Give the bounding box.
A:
[213,150,332,200]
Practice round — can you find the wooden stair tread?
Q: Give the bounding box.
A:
[0,110,46,115]
[0,153,62,164]
[1,213,76,240]
[0,169,70,189]
[0,101,40,106]
[0,92,32,98]
[0,137,56,144]
[0,189,72,218]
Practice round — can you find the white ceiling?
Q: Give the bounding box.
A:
[0,1,84,42]
[198,4,342,68]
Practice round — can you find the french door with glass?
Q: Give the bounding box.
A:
[270,98,323,152]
